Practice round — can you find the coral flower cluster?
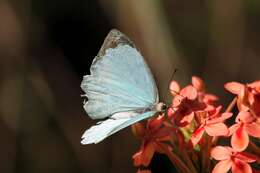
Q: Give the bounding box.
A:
[132,76,260,173]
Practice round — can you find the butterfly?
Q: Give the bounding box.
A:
[80,29,166,144]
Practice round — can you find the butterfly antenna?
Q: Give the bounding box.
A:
[162,68,178,104]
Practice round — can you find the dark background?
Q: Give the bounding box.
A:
[0,0,259,173]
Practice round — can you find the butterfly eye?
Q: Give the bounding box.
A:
[162,104,167,111]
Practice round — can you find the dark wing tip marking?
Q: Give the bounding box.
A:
[97,29,135,57]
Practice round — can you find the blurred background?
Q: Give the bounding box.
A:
[0,0,260,173]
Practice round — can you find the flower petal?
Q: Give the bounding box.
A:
[237,97,250,112]
[181,111,194,125]
[132,123,145,138]
[190,125,205,147]
[204,105,218,115]
[248,80,260,93]
[251,96,260,117]
[133,142,156,167]
[179,112,194,127]
[211,146,232,160]
[207,113,233,124]
[148,115,164,130]
[180,85,197,100]
[212,159,232,173]
[191,76,205,91]
[224,82,244,95]
[137,169,152,173]
[173,108,194,127]
[172,95,183,107]
[228,123,240,136]
[167,107,174,119]
[232,159,252,173]
[245,122,260,138]
[203,93,219,103]
[207,106,222,118]
[231,126,249,151]
[235,152,257,163]
[169,80,181,95]
[236,111,255,124]
[205,123,229,136]
[133,151,143,166]
[141,142,156,166]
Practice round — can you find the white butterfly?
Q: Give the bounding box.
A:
[80,29,165,144]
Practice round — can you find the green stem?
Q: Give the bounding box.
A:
[182,148,198,173]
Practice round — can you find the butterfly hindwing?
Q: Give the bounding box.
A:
[81,111,156,144]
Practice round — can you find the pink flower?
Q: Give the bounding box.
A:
[229,111,260,151]
[169,80,181,96]
[190,107,232,147]
[169,82,206,127]
[248,80,260,93]
[192,76,219,106]
[169,77,220,128]
[132,115,171,167]
[171,84,198,107]
[247,81,260,117]
[225,81,260,117]
[211,146,257,173]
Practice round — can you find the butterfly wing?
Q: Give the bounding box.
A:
[81,111,156,144]
[81,29,158,119]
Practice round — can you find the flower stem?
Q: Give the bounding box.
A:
[249,140,260,157]
[225,97,237,113]
[182,148,198,173]
[202,135,212,173]
[158,143,194,173]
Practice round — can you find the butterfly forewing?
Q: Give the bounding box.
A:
[81,30,158,119]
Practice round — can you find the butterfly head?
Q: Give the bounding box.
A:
[155,102,167,112]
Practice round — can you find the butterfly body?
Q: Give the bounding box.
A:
[81,29,164,144]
